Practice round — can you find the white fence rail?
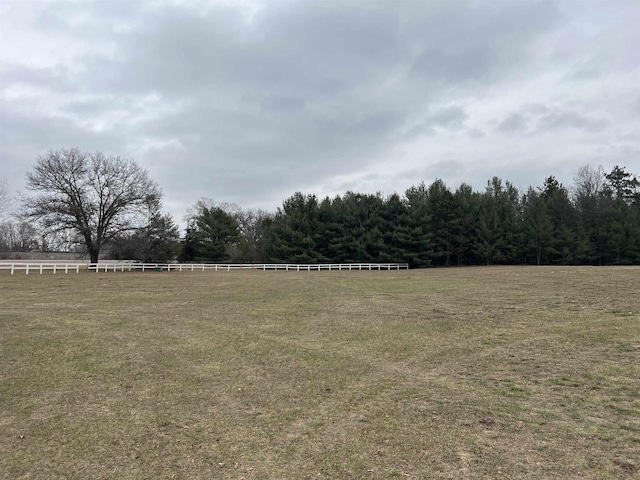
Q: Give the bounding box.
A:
[1,262,409,275]
[0,263,83,275]
[87,263,409,272]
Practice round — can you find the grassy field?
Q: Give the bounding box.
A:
[1,266,638,479]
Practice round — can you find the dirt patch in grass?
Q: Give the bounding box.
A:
[1,266,639,479]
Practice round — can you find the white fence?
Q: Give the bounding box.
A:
[0,263,83,275]
[1,262,409,275]
[87,263,409,272]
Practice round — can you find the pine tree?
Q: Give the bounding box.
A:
[425,179,456,266]
[452,184,480,265]
[522,188,553,265]
[404,183,432,267]
[191,207,241,262]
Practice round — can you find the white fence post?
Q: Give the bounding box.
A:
[2,262,408,276]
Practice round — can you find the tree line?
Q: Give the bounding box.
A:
[2,148,639,266]
[263,167,640,266]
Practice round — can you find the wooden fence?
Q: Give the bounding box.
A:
[1,262,409,275]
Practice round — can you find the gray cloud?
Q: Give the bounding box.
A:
[496,104,609,135]
[411,48,491,82]
[259,95,306,113]
[405,105,468,137]
[1,0,639,226]
[426,106,468,129]
[497,113,527,133]
[535,109,608,132]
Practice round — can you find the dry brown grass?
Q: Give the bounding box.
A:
[1,266,638,479]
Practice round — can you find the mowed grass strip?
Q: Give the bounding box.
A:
[0,267,638,479]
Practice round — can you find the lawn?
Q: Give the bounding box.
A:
[1,266,638,479]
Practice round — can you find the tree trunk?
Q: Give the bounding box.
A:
[89,248,99,264]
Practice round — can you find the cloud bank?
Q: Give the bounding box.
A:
[1,0,638,223]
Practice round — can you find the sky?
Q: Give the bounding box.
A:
[1,0,639,225]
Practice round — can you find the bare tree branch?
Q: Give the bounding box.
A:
[0,177,11,220]
[22,148,161,263]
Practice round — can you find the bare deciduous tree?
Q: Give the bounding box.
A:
[0,177,10,220]
[23,148,161,263]
[573,165,606,202]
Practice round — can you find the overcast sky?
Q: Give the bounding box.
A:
[1,0,639,224]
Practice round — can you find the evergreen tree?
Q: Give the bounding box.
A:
[404,182,432,267]
[475,177,520,264]
[424,179,456,266]
[191,206,241,262]
[326,194,365,262]
[539,176,584,264]
[603,198,640,264]
[379,193,415,263]
[264,192,325,263]
[451,183,481,265]
[522,188,553,265]
[360,193,386,261]
[474,194,501,265]
[573,165,610,264]
[181,226,197,262]
[112,208,180,263]
[605,165,639,202]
